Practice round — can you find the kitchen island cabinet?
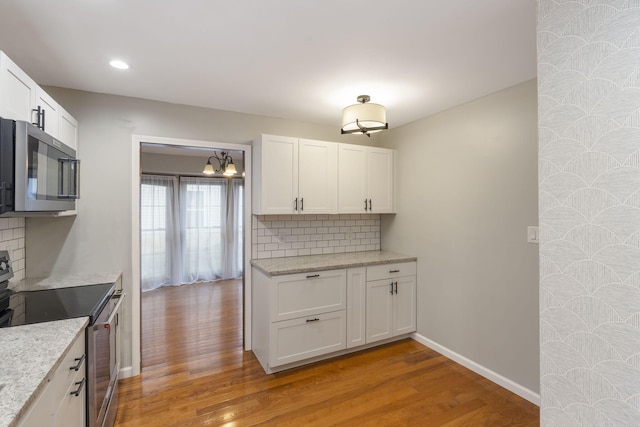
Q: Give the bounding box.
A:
[251,251,416,374]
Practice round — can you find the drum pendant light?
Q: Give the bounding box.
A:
[341,95,388,137]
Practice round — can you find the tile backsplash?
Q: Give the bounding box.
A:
[0,217,25,282]
[252,214,381,259]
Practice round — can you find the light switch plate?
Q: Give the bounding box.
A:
[527,226,539,244]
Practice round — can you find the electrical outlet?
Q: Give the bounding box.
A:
[277,230,286,243]
[527,226,539,244]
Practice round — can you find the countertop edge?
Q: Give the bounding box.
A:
[251,252,417,276]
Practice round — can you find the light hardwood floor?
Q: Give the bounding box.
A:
[115,280,539,426]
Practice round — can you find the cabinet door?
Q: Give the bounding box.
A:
[17,378,53,427]
[366,278,394,343]
[271,269,346,322]
[54,373,85,427]
[58,107,78,151]
[367,147,395,213]
[338,144,367,213]
[0,52,37,122]
[393,275,417,336]
[256,135,298,214]
[35,87,60,138]
[298,139,337,214]
[346,267,366,348]
[270,310,346,367]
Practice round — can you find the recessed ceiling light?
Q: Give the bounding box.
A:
[109,60,130,70]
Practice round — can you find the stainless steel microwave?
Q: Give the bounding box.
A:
[0,117,79,216]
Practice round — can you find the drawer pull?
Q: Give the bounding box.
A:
[389,269,400,273]
[390,282,394,294]
[70,354,86,371]
[394,281,398,294]
[306,318,320,323]
[306,274,320,279]
[70,377,86,397]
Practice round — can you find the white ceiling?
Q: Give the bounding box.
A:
[0,0,536,129]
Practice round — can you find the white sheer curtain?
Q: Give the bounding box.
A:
[140,175,243,291]
[140,175,180,292]
[180,177,227,283]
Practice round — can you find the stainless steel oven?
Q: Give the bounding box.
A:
[89,289,124,427]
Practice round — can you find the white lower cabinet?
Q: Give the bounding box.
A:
[17,331,86,427]
[366,262,417,344]
[271,311,346,366]
[346,267,366,348]
[252,260,417,374]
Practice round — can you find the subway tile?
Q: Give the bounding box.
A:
[286,221,298,228]
[264,243,279,251]
[304,241,317,249]
[285,249,298,257]
[298,248,311,256]
[0,218,8,229]
[317,241,328,248]
[322,221,334,227]
[310,248,323,255]
[271,250,285,258]
[8,218,21,228]
[322,247,335,254]
[316,227,328,234]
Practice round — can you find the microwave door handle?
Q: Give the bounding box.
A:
[58,158,80,200]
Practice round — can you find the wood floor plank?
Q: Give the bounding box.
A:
[115,280,539,426]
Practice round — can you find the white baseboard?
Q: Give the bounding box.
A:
[411,333,540,406]
[119,365,134,379]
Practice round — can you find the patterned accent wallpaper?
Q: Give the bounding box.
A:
[0,217,25,283]
[538,1,640,425]
[252,214,380,259]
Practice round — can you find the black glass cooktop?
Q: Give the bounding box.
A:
[0,283,115,327]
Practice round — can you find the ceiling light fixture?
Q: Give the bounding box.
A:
[203,151,237,176]
[109,59,130,70]
[341,95,388,137]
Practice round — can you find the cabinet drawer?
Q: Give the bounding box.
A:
[270,310,346,367]
[51,332,85,405]
[271,269,346,321]
[367,262,416,281]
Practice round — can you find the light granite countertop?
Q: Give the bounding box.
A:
[251,250,417,276]
[9,272,122,292]
[0,272,122,427]
[0,317,88,427]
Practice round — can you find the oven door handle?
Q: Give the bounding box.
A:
[94,291,125,330]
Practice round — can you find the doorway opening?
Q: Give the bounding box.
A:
[130,136,252,376]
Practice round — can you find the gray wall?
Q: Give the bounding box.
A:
[141,151,245,176]
[538,1,640,425]
[379,79,540,393]
[25,88,374,370]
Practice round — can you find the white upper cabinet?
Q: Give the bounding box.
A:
[35,86,60,139]
[338,145,395,213]
[253,134,337,215]
[0,51,78,150]
[58,106,79,151]
[298,138,337,214]
[0,51,38,122]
